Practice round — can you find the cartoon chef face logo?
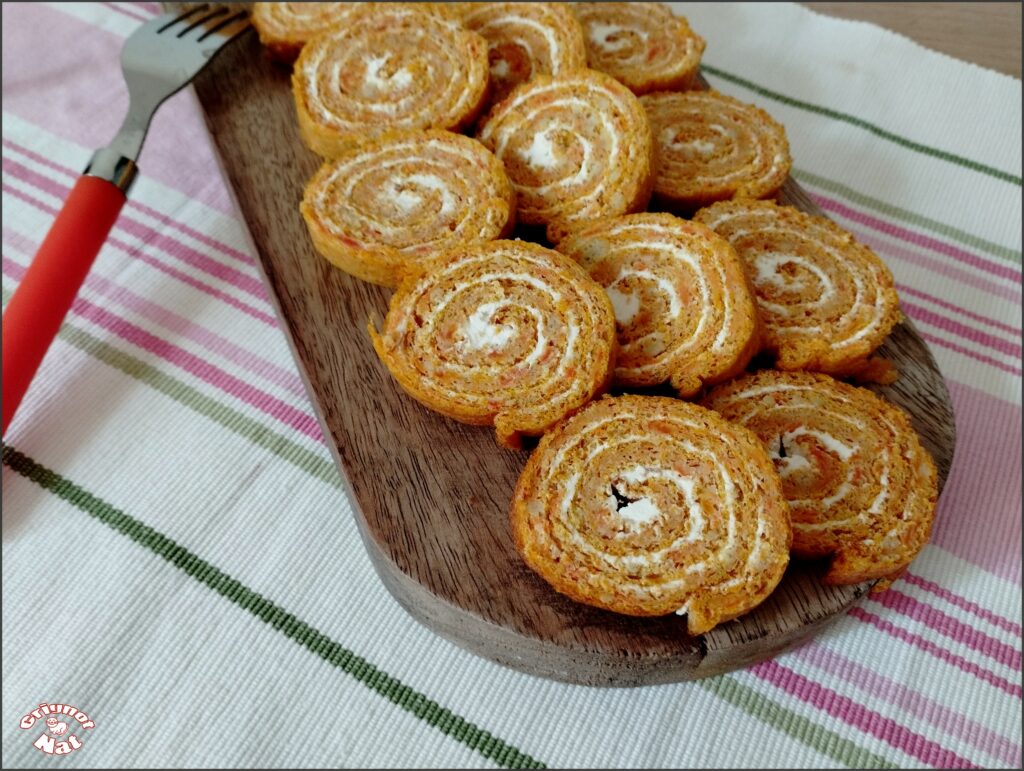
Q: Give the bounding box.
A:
[19,703,95,756]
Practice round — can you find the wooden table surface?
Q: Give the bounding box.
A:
[805,2,1022,78]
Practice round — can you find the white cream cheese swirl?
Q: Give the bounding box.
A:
[253,2,368,59]
[557,213,759,394]
[512,395,791,635]
[575,3,705,94]
[695,200,900,374]
[302,130,514,286]
[370,241,616,447]
[704,371,937,585]
[641,90,791,207]
[461,3,587,102]
[477,70,653,242]
[253,2,355,40]
[294,6,489,154]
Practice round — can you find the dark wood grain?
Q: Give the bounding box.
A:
[186,31,955,686]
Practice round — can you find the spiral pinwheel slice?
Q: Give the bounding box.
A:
[252,2,358,61]
[556,213,760,394]
[254,2,458,62]
[512,394,791,635]
[301,130,515,287]
[574,2,706,95]
[704,371,938,588]
[460,3,588,103]
[641,90,791,210]
[293,6,490,157]
[477,70,654,243]
[370,240,617,448]
[694,200,901,377]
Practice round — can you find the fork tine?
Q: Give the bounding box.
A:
[197,10,250,44]
[156,4,209,34]
[176,6,231,38]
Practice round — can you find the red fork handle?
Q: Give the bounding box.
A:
[2,175,126,436]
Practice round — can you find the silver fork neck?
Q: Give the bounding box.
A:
[84,148,138,192]
[83,92,157,193]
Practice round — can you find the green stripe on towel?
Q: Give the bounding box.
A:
[1,444,546,770]
[4,444,902,769]
[703,64,1022,187]
[699,676,898,768]
[793,169,1022,263]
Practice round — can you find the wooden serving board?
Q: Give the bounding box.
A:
[188,31,956,686]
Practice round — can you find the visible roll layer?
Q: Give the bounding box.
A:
[512,394,791,635]
[461,3,588,103]
[293,6,489,156]
[641,90,791,210]
[694,200,901,377]
[370,240,617,448]
[556,213,760,394]
[301,130,515,287]
[254,2,456,62]
[252,2,357,61]
[574,2,705,94]
[477,70,654,243]
[704,371,937,588]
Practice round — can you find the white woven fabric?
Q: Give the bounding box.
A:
[2,3,1021,768]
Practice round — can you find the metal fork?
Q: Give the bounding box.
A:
[1,5,251,436]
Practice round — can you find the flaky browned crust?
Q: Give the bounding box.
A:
[512,394,791,635]
[703,370,938,587]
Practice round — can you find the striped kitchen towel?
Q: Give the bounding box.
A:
[2,2,1021,768]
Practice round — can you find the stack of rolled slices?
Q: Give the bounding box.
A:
[254,1,937,636]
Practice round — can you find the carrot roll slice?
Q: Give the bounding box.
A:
[460,3,588,103]
[574,2,705,95]
[694,200,901,376]
[556,213,760,394]
[477,70,654,243]
[293,6,489,157]
[641,90,791,210]
[301,130,515,287]
[254,3,458,62]
[512,395,791,635]
[370,240,617,448]
[704,371,937,589]
[252,2,357,61]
